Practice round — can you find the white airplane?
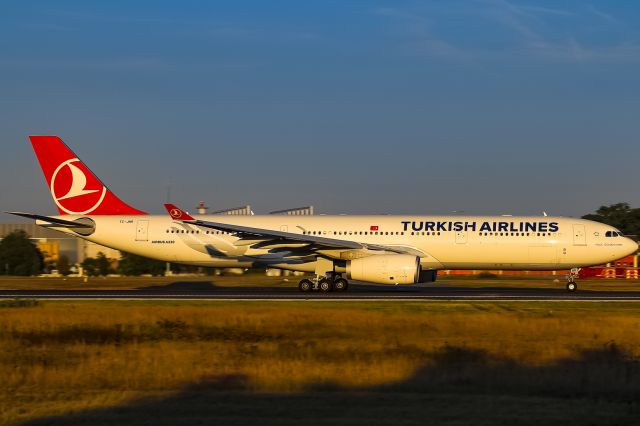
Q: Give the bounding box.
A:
[8,136,638,292]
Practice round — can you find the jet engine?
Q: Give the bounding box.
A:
[347,254,421,285]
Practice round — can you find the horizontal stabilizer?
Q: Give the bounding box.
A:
[4,211,94,228]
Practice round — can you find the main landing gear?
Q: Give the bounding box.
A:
[566,268,580,292]
[298,273,349,293]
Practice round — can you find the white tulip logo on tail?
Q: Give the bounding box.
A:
[50,158,107,214]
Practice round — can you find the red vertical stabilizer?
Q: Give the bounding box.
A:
[29,136,147,215]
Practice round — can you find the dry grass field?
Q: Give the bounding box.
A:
[1,299,640,425]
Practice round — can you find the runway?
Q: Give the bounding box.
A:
[2,282,640,301]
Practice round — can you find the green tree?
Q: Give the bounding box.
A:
[118,251,166,276]
[57,254,71,276]
[0,230,44,276]
[81,252,112,276]
[582,203,640,236]
[96,252,111,276]
[81,257,98,276]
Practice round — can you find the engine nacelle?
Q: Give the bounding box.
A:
[347,254,420,285]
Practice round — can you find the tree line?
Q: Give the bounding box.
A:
[0,202,638,276]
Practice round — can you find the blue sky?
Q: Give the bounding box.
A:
[1,0,638,219]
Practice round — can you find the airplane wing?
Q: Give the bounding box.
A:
[4,212,94,228]
[164,204,423,256]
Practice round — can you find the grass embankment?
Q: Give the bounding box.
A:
[2,301,640,425]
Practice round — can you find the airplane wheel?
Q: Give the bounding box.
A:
[318,278,333,292]
[299,279,313,292]
[566,281,577,292]
[333,278,348,291]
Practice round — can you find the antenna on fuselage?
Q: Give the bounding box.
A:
[543,211,548,217]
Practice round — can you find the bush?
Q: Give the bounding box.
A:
[476,272,498,279]
[0,298,41,308]
[118,252,166,276]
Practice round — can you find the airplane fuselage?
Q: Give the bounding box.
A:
[41,214,638,274]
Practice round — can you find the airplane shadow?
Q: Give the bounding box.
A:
[129,279,640,297]
[20,344,640,425]
[347,281,564,294]
[139,281,220,292]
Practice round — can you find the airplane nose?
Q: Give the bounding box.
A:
[624,237,639,256]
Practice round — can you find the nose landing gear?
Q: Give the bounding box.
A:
[566,268,580,292]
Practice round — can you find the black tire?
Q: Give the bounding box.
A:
[299,279,313,292]
[318,278,333,292]
[333,278,348,292]
[566,281,577,292]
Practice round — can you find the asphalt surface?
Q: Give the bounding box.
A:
[1,281,640,300]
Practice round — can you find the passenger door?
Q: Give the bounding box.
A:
[135,220,149,242]
[572,224,586,246]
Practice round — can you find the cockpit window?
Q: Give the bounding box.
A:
[605,231,622,237]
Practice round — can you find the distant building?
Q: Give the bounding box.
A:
[210,205,254,215]
[269,206,314,216]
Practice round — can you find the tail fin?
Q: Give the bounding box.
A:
[29,136,147,215]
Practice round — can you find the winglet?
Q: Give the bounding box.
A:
[164,204,195,221]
